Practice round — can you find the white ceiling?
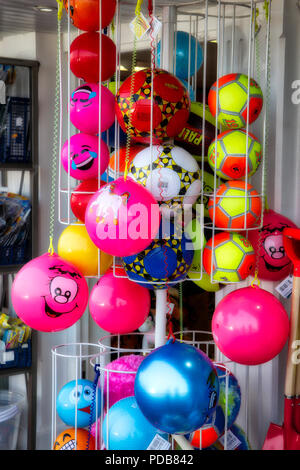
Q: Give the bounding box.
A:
[0,0,255,35]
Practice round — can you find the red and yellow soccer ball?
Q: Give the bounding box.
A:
[208,181,262,229]
[208,129,262,180]
[208,73,263,129]
[115,68,191,144]
[203,232,255,283]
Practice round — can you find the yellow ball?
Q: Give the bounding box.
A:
[58,225,113,277]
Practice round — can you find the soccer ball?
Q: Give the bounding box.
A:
[122,221,194,289]
[203,232,255,283]
[128,145,201,215]
[115,68,190,144]
[208,73,263,129]
[208,129,262,180]
[208,181,262,229]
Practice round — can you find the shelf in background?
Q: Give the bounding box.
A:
[0,162,34,171]
[0,264,24,274]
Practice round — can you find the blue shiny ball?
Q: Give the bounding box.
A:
[102,396,167,450]
[56,379,101,428]
[134,340,219,434]
[157,31,203,80]
[178,79,196,101]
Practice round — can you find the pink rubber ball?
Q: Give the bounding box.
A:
[212,286,289,366]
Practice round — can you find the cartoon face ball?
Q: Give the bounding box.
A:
[208,129,262,180]
[208,181,262,229]
[56,379,101,428]
[11,253,89,332]
[115,68,191,144]
[70,82,115,134]
[203,232,255,283]
[61,134,109,180]
[208,73,263,129]
[63,0,116,31]
[85,177,161,257]
[248,209,297,281]
[53,428,95,450]
[122,221,194,289]
[129,145,201,208]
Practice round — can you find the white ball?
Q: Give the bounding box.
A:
[129,145,201,205]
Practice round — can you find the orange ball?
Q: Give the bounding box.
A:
[108,145,146,178]
[63,0,116,31]
[53,428,95,450]
[208,181,262,229]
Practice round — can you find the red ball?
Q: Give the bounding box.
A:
[63,0,116,31]
[70,32,116,83]
[116,68,191,144]
[70,179,104,223]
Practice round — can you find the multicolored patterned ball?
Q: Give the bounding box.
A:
[128,145,201,211]
[122,221,194,289]
[215,365,241,429]
[208,73,263,129]
[115,68,190,144]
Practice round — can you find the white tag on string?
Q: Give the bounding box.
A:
[276,274,293,299]
[167,303,175,315]
[130,13,150,40]
[147,434,171,450]
[219,430,242,450]
[147,16,162,39]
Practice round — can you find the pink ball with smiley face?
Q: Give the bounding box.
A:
[11,253,89,332]
[248,209,297,281]
[61,134,109,180]
[70,82,115,134]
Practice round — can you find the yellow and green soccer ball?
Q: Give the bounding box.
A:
[203,232,255,283]
[208,129,262,180]
[208,73,263,129]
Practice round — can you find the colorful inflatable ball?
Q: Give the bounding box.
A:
[208,129,262,180]
[57,224,113,277]
[63,0,116,31]
[70,32,116,83]
[208,73,263,129]
[203,232,255,283]
[134,339,219,435]
[70,179,103,223]
[70,83,115,134]
[212,286,289,365]
[89,267,150,334]
[53,428,95,450]
[61,134,109,180]
[108,144,146,179]
[11,253,89,332]
[85,177,161,257]
[247,209,297,281]
[56,379,101,428]
[215,365,241,429]
[115,68,190,144]
[208,181,262,229]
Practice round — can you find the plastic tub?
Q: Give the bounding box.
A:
[0,391,24,450]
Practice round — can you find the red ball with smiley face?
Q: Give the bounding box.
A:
[11,253,89,332]
[248,209,297,281]
[61,134,109,180]
[70,82,115,134]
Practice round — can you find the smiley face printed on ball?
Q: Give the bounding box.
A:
[56,379,101,428]
[70,82,115,134]
[61,134,109,180]
[11,253,89,332]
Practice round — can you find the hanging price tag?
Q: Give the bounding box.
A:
[147,16,162,39]
[147,434,171,450]
[219,430,242,450]
[130,13,151,40]
[275,274,293,299]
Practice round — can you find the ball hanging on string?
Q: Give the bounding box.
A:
[70,179,104,223]
[212,286,290,365]
[85,177,161,257]
[134,340,219,435]
[115,68,191,144]
[11,253,89,332]
[63,0,116,32]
